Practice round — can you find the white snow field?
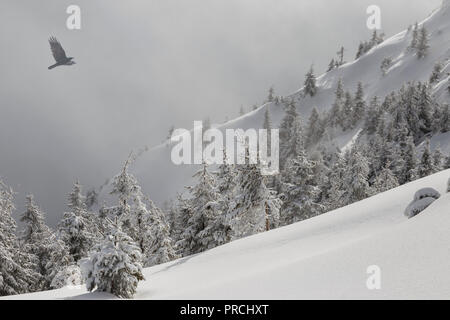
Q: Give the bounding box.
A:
[5,169,450,300]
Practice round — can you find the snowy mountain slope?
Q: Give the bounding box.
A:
[6,169,450,300]
[104,1,450,207]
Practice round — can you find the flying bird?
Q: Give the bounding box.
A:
[48,37,76,70]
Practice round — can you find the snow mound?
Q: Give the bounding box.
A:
[414,188,441,201]
[404,197,437,218]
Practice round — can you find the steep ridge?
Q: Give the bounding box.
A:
[114,1,450,207]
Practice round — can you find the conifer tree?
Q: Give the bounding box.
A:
[304,65,317,97]
[439,103,450,133]
[230,150,281,238]
[144,199,179,267]
[81,219,144,299]
[373,163,399,193]
[342,91,354,130]
[417,26,429,59]
[20,195,72,290]
[353,82,366,126]
[402,136,418,184]
[430,62,443,84]
[418,140,434,178]
[279,100,299,169]
[432,146,444,172]
[324,154,347,211]
[281,148,324,225]
[364,96,380,135]
[327,58,336,71]
[267,86,275,102]
[180,164,225,255]
[0,181,39,296]
[444,155,450,170]
[340,149,371,205]
[380,57,392,76]
[336,46,345,66]
[305,107,322,147]
[409,22,419,50]
[108,158,177,266]
[58,180,99,262]
[328,79,345,127]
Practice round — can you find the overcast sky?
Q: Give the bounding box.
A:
[0,0,441,226]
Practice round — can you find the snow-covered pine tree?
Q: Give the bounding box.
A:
[336,46,345,66]
[417,25,430,59]
[109,159,146,243]
[438,103,450,133]
[432,145,444,172]
[409,22,419,50]
[370,30,384,46]
[109,158,177,266]
[327,58,336,71]
[263,108,272,151]
[340,148,371,205]
[170,193,192,254]
[85,187,98,210]
[180,163,223,255]
[20,195,72,290]
[279,99,299,169]
[430,62,443,84]
[143,199,179,267]
[328,79,345,128]
[267,86,275,102]
[58,180,99,262]
[0,180,39,296]
[230,149,281,238]
[364,96,380,135]
[356,42,365,60]
[323,153,347,211]
[380,57,392,76]
[342,91,354,130]
[417,83,434,135]
[373,162,399,194]
[418,140,434,178]
[81,219,144,299]
[353,82,366,126]
[303,65,317,97]
[305,107,323,147]
[281,147,324,225]
[445,155,450,170]
[402,135,419,183]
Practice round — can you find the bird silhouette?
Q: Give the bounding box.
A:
[48,37,76,70]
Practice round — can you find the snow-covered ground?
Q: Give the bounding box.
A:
[6,169,450,300]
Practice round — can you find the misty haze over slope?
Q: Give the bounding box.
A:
[0,0,441,225]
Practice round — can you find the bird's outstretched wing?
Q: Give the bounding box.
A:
[49,36,67,62]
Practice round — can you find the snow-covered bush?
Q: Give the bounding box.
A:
[413,187,441,201]
[50,265,83,289]
[404,197,436,218]
[80,226,144,299]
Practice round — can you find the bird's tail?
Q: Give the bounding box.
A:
[48,63,58,70]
